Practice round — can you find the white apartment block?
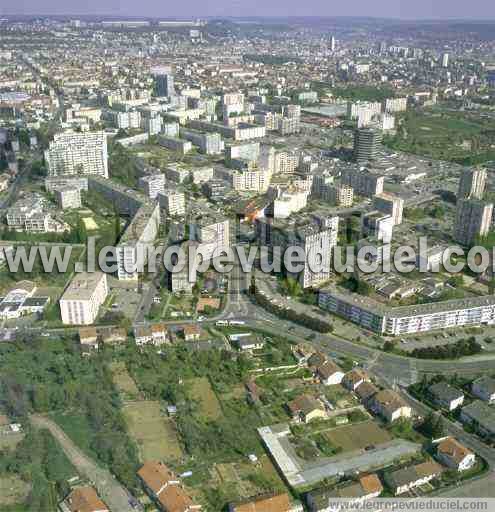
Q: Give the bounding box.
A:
[60,272,108,325]
[274,151,299,174]
[382,97,408,113]
[157,189,186,216]
[319,289,495,336]
[138,173,166,199]
[189,217,230,262]
[45,131,108,178]
[347,101,382,120]
[54,187,82,209]
[273,189,310,218]
[373,193,404,225]
[116,204,161,281]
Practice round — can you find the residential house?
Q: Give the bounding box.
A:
[342,369,370,392]
[234,336,265,353]
[102,327,127,345]
[306,474,383,512]
[316,361,345,386]
[436,437,476,472]
[355,382,379,405]
[60,486,109,512]
[134,325,153,346]
[228,492,301,511]
[471,377,495,403]
[183,325,201,341]
[460,401,495,439]
[308,351,327,369]
[78,327,99,354]
[288,395,326,424]
[371,390,412,423]
[428,382,464,411]
[384,461,443,495]
[137,461,201,512]
[151,323,169,345]
[292,343,314,365]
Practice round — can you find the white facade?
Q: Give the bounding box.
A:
[45,131,108,178]
[60,272,108,325]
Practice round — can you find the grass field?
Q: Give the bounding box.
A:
[0,433,25,451]
[323,421,392,453]
[110,362,140,399]
[385,110,495,164]
[187,377,222,420]
[0,475,31,507]
[122,401,182,461]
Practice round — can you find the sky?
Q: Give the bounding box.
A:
[1,0,495,20]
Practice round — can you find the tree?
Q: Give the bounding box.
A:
[422,412,445,439]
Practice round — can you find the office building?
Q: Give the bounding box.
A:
[60,272,108,325]
[45,131,108,178]
[454,199,493,246]
[354,128,382,163]
[457,167,487,200]
[442,53,449,68]
[373,193,404,225]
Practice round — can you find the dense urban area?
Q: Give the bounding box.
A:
[2,13,495,512]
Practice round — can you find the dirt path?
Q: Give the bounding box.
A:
[30,414,140,512]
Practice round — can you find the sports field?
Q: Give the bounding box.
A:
[122,401,182,461]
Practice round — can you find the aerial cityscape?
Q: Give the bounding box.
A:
[2,3,495,512]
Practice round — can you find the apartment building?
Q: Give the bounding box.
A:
[382,97,408,113]
[319,288,495,335]
[341,168,384,198]
[454,199,493,246]
[45,131,108,178]
[180,128,224,155]
[257,214,339,288]
[60,272,108,325]
[88,177,160,281]
[54,186,82,209]
[373,193,404,225]
[138,173,166,199]
[6,194,67,233]
[158,189,186,216]
[158,135,192,155]
[189,213,230,262]
[457,167,487,200]
[274,150,299,174]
